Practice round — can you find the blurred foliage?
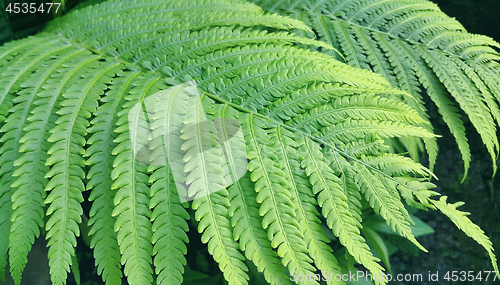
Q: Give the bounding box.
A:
[1,0,497,46]
[0,0,105,45]
[1,0,498,44]
[432,0,500,42]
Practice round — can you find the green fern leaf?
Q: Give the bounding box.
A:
[0,1,498,284]
[275,125,344,285]
[84,69,140,284]
[45,55,120,285]
[325,149,363,225]
[146,83,191,285]
[353,163,425,252]
[1,37,80,283]
[8,44,83,285]
[432,197,499,274]
[253,0,500,174]
[299,136,385,283]
[179,93,249,284]
[214,105,290,285]
[111,73,158,285]
[228,173,292,285]
[416,47,498,175]
[243,114,317,284]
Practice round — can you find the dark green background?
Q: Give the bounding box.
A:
[1,0,499,43]
[432,0,500,42]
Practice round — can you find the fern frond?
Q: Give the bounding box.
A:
[212,105,290,285]
[332,20,369,70]
[325,149,363,224]
[290,93,426,133]
[84,69,140,284]
[0,36,63,111]
[319,118,435,145]
[305,14,344,60]
[177,9,313,32]
[299,136,385,284]
[45,55,119,285]
[8,45,84,285]
[179,93,249,284]
[110,25,333,66]
[228,172,292,285]
[432,197,499,274]
[146,83,191,285]
[196,48,389,111]
[417,48,498,165]
[0,38,79,283]
[253,0,500,173]
[361,153,434,178]
[267,82,406,122]
[149,163,190,285]
[394,177,438,210]
[354,163,424,252]
[275,125,344,285]
[111,73,158,285]
[243,114,317,284]
[394,38,468,172]
[338,138,388,158]
[1,1,497,284]
[370,31,436,165]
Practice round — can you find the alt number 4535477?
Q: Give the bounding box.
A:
[5,2,61,14]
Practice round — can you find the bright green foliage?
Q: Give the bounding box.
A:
[147,84,191,285]
[253,0,500,176]
[299,136,384,280]
[0,1,497,285]
[85,68,138,284]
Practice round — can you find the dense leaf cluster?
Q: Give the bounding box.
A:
[0,0,498,285]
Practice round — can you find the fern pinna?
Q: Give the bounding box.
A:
[0,0,497,285]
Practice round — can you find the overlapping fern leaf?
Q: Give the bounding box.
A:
[253,0,500,175]
[0,0,498,285]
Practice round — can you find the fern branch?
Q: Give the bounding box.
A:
[146,83,192,285]
[0,36,63,110]
[300,136,385,285]
[45,56,119,285]
[243,114,317,284]
[3,2,495,284]
[251,0,500,173]
[325,150,363,225]
[214,105,290,285]
[111,73,158,285]
[276,126,345,285]
[417,47,498,174]
[182,93,249,285]
[1,39,79,283]
[354,163,424,251]
[84,68,140,285]
[8,46,84,285]
[432,197,499,275]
